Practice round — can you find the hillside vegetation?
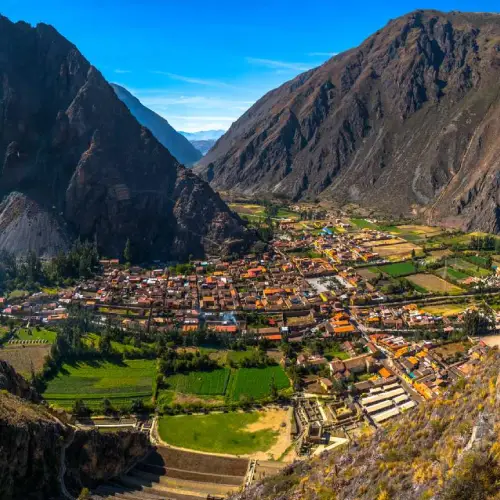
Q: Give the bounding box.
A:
[234,350,500,499]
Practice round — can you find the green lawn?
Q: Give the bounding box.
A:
[164,369,230,395]
[228,366,290,402]
[14,327,57,343]
[158,412,279,455]
[323,349,350,361]
[376,261,416,277]
[43,358,155,409]
[350,218,377,229]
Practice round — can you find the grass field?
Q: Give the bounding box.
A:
[350,218,377,229]
[82,333,152,355]
[14,327,57,343]
[447,258,491,278]
[406,274,464,294]
[164,369,230,395]
[158,411,279,455]
[421,303,468,317]
[43,358,155,409]
[373,261,416,277]
[435,267,470,281]
[228,366,290,402]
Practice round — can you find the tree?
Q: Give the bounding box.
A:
[463,309,492,337]
[269,374,279,401]
[123,238,132,263]
[102,398,113,415]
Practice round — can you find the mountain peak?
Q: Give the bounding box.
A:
[196,9,500,234]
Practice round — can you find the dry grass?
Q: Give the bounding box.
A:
[407,274,463,294]
[374,242,422,258]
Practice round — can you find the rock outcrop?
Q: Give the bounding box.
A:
[111,84,202,166]
[0,15,252,259]
[0,361,150,499]
[197,10,500,233]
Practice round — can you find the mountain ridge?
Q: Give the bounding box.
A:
[111,83,202,166]
[196,9,500,233]
[0,15,253,259]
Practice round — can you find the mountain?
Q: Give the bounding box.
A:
[180,130,226,141]
[234,349,500,500]
[0,360,150,499]
[180,130,226,156]
[196,10,500,234]
[110,84,202,166]
[0,16,253,260]
[191,139,217,155]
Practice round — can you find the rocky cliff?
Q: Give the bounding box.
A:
[111,84,202,166]
[0,361,150,499]
[197,10,500,233]
[0,15,252,259]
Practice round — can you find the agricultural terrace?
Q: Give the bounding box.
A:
[43,358,155,410]
[158,409,289,456]
[420,303,468,317]
[447,258,491,278]
[0,344,51,376]
[406,274,464,295]
[13,327,57,343]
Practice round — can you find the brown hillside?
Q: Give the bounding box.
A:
[197,10,500,233]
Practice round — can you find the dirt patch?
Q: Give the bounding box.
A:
[374,242,422,258]
[244,408,294,461]
[173,393,223,406]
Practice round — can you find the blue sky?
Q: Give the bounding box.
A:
[3,0,500,131]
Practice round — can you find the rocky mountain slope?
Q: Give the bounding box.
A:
[111,84,202,166]
[234,349,500,500]
[197,10,500,233]
[0,15,252,259]
[190,139,217,155]
[0,360,150,499]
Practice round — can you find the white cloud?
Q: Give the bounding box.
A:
[114,69,131,74]
[307,52,338,57]
[246,57,312,72]
[150,71,235,88]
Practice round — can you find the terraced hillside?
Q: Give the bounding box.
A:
[93,446,249,499]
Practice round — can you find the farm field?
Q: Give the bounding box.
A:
[43,358,155,409]
[164,369,230,395]
[426,231,491,248]
[421,303,468,317]
[435,267,470,281]
[158,410,283,455]
[447,258,491,278]
[406,274,464,294]
[373,242,422,260]
[228,366,290,402]
[82,333,153,355]
[0,344,51,376]
[350,218,377,229]
[372,261,416,277]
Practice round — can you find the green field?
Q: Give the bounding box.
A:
[158,412,279,455]
[228,366,290,402]
[43,358,155,409]
[164,369,230,395]
[435,267,470,281]
[447,258,491,278]
[373,261,416,277]
[82,333,153,355]
[463,254,491,269]
[14,328,57,343]
[350,218,377,229]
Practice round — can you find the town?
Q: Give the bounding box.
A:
[1,202,499,499]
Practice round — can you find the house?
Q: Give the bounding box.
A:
[320,378,333,392]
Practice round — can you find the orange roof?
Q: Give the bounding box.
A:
[264,334,282,341]
[333,325,355,334]
[379,367,392,378]
[264,288,284,296]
